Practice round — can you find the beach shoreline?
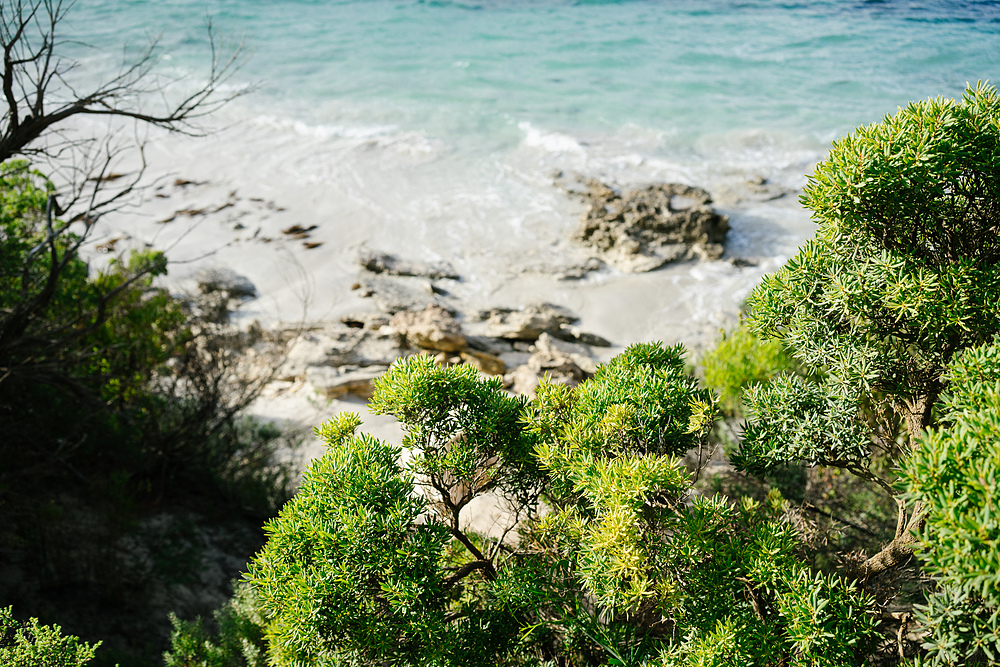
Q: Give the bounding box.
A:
[76,115,817,461]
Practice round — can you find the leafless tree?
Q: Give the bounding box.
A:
[0,0,248,388]
[1,0,247,213]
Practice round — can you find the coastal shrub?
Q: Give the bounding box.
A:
[699,320,797,418]
[164,582,268,667]
[248,346,880,666]
[738,81,1000,658]
[0,607,99,667]
[242,83,1000,666]
[898,340,1000,665]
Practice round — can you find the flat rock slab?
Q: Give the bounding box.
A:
[481,302,577,341]
[390,304,466,352]
[358,273,444,314]
[306,365,386,399]
[280,327,407,379]
[358,249,459,280]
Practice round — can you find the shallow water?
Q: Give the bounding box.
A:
[59,0,1000,340]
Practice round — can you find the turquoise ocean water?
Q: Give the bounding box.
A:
[67,0,1000,157]
[58,1,1000,337]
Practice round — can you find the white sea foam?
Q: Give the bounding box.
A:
[518,121,586,155]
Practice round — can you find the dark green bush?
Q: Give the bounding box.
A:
[0,159,296,664]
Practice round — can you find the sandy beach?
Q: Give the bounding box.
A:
[77,114,818,483]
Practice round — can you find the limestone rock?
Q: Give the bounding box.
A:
[556,257,604,281]
[465,335,515,356]
[550,326,612,348]
[280,327,407,379]
[499,351,532,371]
[503,334,594,397]
[573,180,729,272]
[358,249,459,280]
[482,302,577,341]
[504,364,541,397]
[534,333,598,375]
[306,365,385,399]
[390,305,466,352]
[460,349,506,375]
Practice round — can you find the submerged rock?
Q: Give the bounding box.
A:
[573,179,729,273]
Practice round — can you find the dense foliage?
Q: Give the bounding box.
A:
[0,161,293,662]
[247,347,880,666]
[899,341,1000,664]
[0,607,99,667]
[699,321,796,418]
[241,83,1000,667]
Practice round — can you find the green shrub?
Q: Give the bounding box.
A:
[736,82,1000,658]
[163,582,268,667]
[247,347,879,666]
[899,340,1000,665]
[0,607,99,667]
[700,321,797,418]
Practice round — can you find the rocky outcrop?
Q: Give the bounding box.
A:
[502,333,598,397]
[279,327,406,380]
[196,267,258,299]
[305,366,385,400]
[390,305,466,352]
[277,294,609,402]
[573,179,729,273]
[479,302,611,347]
[481,302,577,341]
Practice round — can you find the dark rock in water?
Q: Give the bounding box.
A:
[729,256,759,269]
[358,249,459,280]
[573,179,729,273]
[196,268,257,299]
